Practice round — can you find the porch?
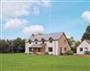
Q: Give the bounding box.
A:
[29,44,46,55]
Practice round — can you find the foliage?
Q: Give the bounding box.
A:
[0,40,11,53]
[0,38,25,53]
[65,50,74,55]
[82,24,90,41]
[84,51,90,55]
[68,37,80,53]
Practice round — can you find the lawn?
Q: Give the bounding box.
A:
[0,54,90,71]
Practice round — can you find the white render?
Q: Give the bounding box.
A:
[25,40,59,55]
[45,40,59,55]
[77,40,90,54]
[25,32,70,55]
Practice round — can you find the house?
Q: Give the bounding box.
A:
[25,32,70,55]
[77,40,90,54]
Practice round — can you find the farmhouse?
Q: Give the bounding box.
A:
[25,32,70,55]
[77,40,90,54]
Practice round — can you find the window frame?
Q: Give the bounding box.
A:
[34,39,38,44]
[49,37,53,43]
[29,48,32,52]
[38,48,41,52]
[80,48,83,51]
[48,47,53,52]
[29,39,32,44]
[41,38,45,44]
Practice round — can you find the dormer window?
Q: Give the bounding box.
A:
[29,39,32,44]
[41,38,45,43]
[49,37,53,43]
[34,39,38,44]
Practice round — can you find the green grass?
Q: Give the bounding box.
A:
[0,54,90,71]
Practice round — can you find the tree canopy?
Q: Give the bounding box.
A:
[0,38,25,53]
[82,24,90,41]
[68,37,80,53]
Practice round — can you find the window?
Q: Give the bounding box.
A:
[64,48,67,51]
[41,38,45,43]
[29,48,32,52]
[49,37,53,43]
[80,48,83,51]
[48,47,53,52]
[34,39,38,44]
[85,47,88,50]
[85,47,88,51]
[29,39,32,44]
[38,48,41,52]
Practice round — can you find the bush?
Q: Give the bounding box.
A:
[65,50,74,55]
[45,52,49,55]
[84,51,90,55]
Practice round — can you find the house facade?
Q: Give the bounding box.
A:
[25,32,70,55]
[77,40,90,54]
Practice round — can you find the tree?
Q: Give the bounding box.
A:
[13,38,25,53]
[0,39,11,53]
[82,24,90,41]
[0,38,25,53]
[68,37,80,53]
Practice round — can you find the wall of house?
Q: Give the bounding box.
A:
[58,34,70,54]
[25,42,30,53]
[77,41,90,54]
[25,40,42,53]
[46,40,59,55]
[25,34,70,55]
[25,40,59,55]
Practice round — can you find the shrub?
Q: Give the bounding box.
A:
[45,52,49,55]
[84,51,90,55]
[65,50,74,55]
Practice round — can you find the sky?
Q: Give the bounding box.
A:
[0,0,90,40]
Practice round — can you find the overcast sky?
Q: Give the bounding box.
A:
[0,0,90,40]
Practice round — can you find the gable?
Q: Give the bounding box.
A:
[86,40,90,44]
[58,33,70,49]
[77,40,90,48]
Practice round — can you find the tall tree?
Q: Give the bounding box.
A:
[68,37,80,53]
[13,38,25,53]
[0,38,25,53]
[0,39,11,53]
[82,24,90,41]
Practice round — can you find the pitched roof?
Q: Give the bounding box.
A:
[30,32,64,41]
[85,40,90,44]
[29,43,46,48]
